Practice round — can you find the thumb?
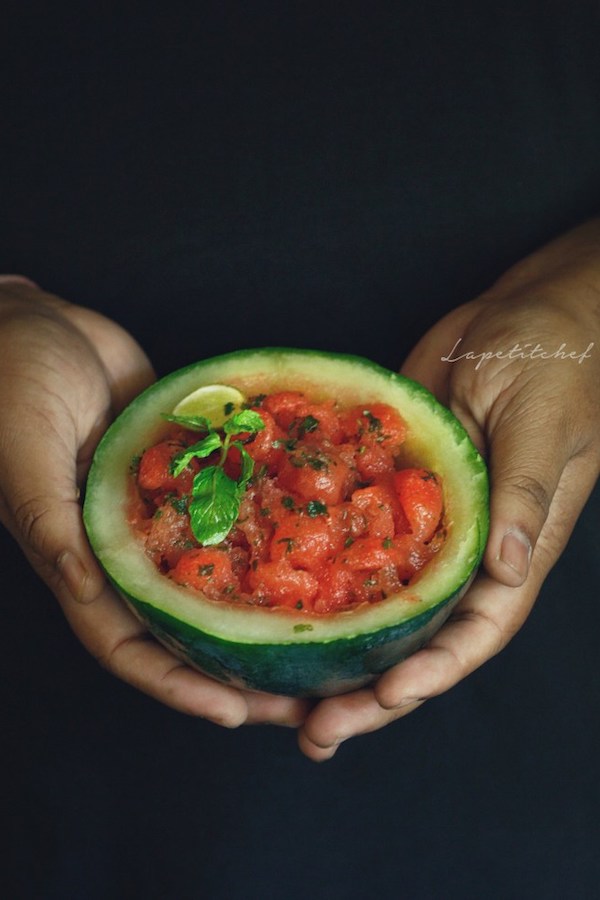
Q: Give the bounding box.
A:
[483,390,567,587]
[0,408,107,607]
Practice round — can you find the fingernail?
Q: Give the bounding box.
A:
[499,528,531,582]
[57,550,93,604]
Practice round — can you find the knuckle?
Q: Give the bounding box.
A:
[12,495,56,559]
[11,493,78,566]
[94,632,150,677]
[503,472,552,521]
[450,608,508,657]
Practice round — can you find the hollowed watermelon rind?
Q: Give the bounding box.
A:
[84,348,489,698]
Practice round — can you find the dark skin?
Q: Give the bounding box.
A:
[0,221,598,759]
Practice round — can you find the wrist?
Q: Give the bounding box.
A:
[494,218,600,284]
[486,220,600,330]
[0,277,76,326]
[0,274,39,289]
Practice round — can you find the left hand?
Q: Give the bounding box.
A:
[0,277,310,729]
[298,222,600,760]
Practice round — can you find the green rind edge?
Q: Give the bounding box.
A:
[114,575,472,697]
[90,347,479,472]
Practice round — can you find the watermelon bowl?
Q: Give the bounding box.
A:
[83,348,489,698]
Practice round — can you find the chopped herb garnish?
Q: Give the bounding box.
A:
[170,495,189,515]
[281,496,296,510]
[250,463,268,484]
[344,536,355,548]
[198,564,214,577]
[272,437,298,451]
[295,414,319,438]
[129,454,141,474]
[260,507,271,517]
[362,409,382,432]
[295,600,303,610]
[277,537,296,554]
[244,393,267,408]
[287,448,328,471]
[305,500,328,517]
[223,401,235,416]
[382,537,393,549]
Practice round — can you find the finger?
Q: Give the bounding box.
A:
[374,572,529,710]
[298,689,423,761]
[302,455,598,746]
[0,310,151,602]
[301,573,530,755]
[376,455,597,710]
[0,414,309,726]
[0,411,109,607]
[57,577,250,725]
[60,574,312,725]
[483,389,586,587]
[244,691,313,727]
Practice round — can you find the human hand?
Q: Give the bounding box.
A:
[298,221,600,760]
[0,278,309,728]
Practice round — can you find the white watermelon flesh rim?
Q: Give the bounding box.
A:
[84,349,489,645]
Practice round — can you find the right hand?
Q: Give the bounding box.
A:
[0,277,310,727]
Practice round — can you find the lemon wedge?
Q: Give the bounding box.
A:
[171,384,246,428]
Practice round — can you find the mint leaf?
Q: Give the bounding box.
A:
[232,441,255,490]
[161,413,213,432]
[188,467,241,545]
[223,409,265,435]
[171,432,222,476]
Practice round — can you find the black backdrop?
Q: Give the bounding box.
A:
[2,4,599,898]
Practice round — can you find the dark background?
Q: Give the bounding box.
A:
[1,3,599,898]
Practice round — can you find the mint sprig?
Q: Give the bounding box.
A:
[167,408,265,546]
[188,467,242,546]
[223,409,265,434]
[170,432,222,477]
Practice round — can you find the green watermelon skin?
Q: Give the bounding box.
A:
[84,348,489,698]
[117,579,472,697]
